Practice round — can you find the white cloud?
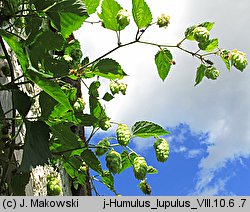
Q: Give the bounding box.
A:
[187,149,203,159]
[192,175,234,195]
[75,0,250,194]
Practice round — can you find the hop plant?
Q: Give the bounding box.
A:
[193,26,210,43]
[116,124,132,146]
[139,180,151,195]
[133,157,148,180]
[118,82,127,95]
[73,98,85,112]
[231,49,248,71]
[46,175,62,196]
[99,117,111,131]
[105,149,122,174]
[205,66,220,80]
[154,138,170,162]
[157,14,170,28]
[95,138,110,157]
[109,81,120,95]
[116,9,130,28]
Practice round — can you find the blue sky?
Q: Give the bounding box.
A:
[76,0,250,195]
[90,124,250,196]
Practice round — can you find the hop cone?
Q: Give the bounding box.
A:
[95,138,110,157]
[193,26,210,43]
[133,157,148,180]
[99,118,111,131]
[205,67,220,80]
[139,180,151,195]
[231,49,248,71]
[157,14,170,28]
[116,9,130,28]
[116,124,131,146]
[118,83,127,95]
[109,81,119,95]
[105,149,122,174]
[154,138,170,162]
[47,176,62,196]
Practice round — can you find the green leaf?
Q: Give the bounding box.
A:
[46,0,89,38]
[103,92,114,102]
[20,121,51,172]
[132,0,152,29]
[43,55,69,77]
[101,170,114,191]
[195,64,207,86]
[155,48,173,81]
[98,0,123,31]
[93,59,127,80]
[81,149,102,174]
[63,162,77,178]
[12,90,32,117]
[84,0,101,14]
[89,97,106,123]
[11,172,30,196]
[31,30,65,51]
[220,50,231,71]
[63,157,82,178]
[198,38,218,52]
[24,16,43,45]
[81,114,98,126]
[89,81,100,98]
[119,151,137,173]
[39,91,79,125]
[27,65,72,111]
[200,22,215,31]
[132,121,169,138]
[1,31,69,110]
[0,30,28,74]
[50,123,84,153]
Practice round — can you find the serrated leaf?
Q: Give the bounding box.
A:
[81,149,103,174]
[195,64,207,86]
[20,121,51,172]
[198,38,218,52]
[132,0,152,29]
[200,22,215,31]
[46,0,89,38]
[103,92,114,101]
[84,0,100,14]
[184,25,197,40]
[93,59,127,80]
[132,121,169,138]
[12,90,32,117]
[63,157,82,178]
[50,123,84,153]
[89,96,106,122]
[155,48,173,81]
[11,172,30,195]
[119,151,137,173]
[101,170,114,191]
[98,0,123,31]
[81,114,98,126]
[0,30,28,74]
[30,30,65,52]
[27,65,72,111]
